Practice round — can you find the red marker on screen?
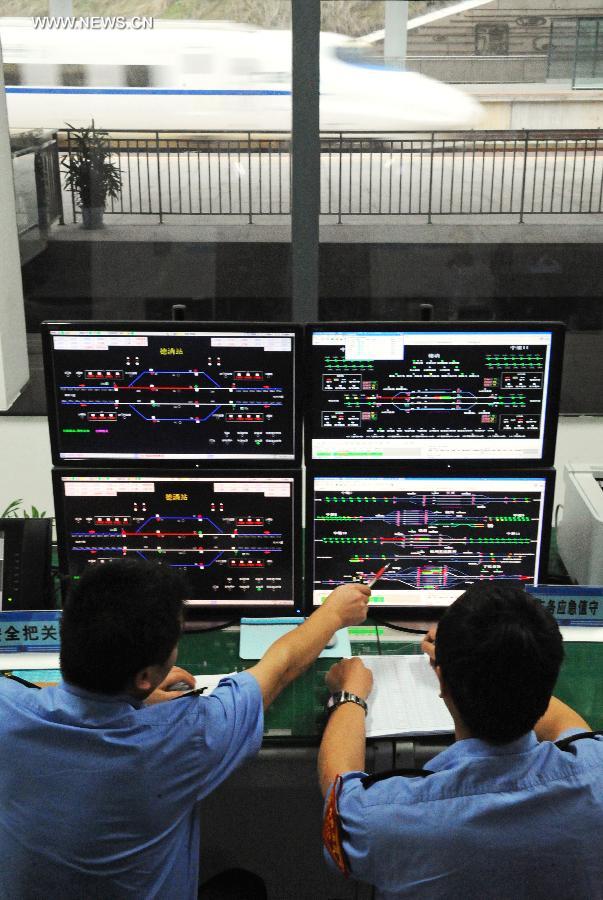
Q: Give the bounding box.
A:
[367,562,391,588]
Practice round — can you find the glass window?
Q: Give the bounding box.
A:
[1,3,292,423]
[125,65,151,88]
[181,53,213,75]
[574,18,603,88]
[546,18,577,81]
[20,63,58,86]
[3,63,21,86]
[229,58,258,76]
[86,64,124,86]
[318,0,603,417]
[61,65,86,87]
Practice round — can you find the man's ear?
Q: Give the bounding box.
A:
[133,665,157,694]
[434,664,448,700]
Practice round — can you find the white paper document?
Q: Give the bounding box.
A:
[360,655,454,738]
[193,673,234,693]
[559,627,603,643]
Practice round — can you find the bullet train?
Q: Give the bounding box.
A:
[0,17,481,131]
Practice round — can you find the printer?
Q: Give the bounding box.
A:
[557,462,603,585]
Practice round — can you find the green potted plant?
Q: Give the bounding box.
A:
[1,499,48,519]
[62,122,122,228]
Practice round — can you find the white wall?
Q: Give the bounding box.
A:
[0,417,53,518]
[0,414,601,522]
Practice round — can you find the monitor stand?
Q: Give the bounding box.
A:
[183,615,237,633]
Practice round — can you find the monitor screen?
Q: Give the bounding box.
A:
[54,471,301,614]
[43,323,300,465]
[307,324,564,465]
[309,473,554,611]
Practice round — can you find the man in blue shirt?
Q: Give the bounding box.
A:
[319,583,603,899]
[0,559,370,900]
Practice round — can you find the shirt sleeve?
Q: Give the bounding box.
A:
[556,726,603,758]
[194,671,264,800]
[322,771,375,883]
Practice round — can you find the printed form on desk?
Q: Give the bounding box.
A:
[193,673,234,693]
[360,656,454,738]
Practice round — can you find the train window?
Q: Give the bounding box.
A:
[125,65,151,88]
[151,65,172,87]
[229,58,258,76]
[61,65,86,87]
[182,53,212,74]
[20,63,58,86]
[86,64,124,87]
[3,63,21,86]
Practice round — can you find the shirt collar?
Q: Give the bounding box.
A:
[428,731,539,771]
[59,680,144,710]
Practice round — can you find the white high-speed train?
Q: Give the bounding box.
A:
[0,17,481,131]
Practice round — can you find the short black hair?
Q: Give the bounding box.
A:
[60,559,186,694]
[435,583,564,744]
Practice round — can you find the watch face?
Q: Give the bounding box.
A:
[327,692,343,709]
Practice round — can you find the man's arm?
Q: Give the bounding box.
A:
[145,665,196,704]
[534,696,591,742]
[247,584,370,709]
[318,657,373,797]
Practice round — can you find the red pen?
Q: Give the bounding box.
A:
[367,562,391,588]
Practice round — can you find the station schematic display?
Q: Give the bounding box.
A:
[44,326,299,463]
[310,475,552,609]
[309,326,562,463]
[54,473,299,611]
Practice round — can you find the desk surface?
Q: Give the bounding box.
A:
[178,620,603,742]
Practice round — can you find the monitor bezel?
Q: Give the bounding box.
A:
[305,466,556,616]
[52,467,303,619]
[42,321,303,468]
[304,321,565,470]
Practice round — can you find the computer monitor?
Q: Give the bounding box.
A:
[53,471,302,616]
[42,323,301,466]
[0,519,53,611]
[307,323,564,466]
[308,472,554,612]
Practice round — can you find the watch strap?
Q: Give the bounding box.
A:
[326,690,368,715]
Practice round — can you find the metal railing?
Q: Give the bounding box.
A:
[12,137,64,236]
[59,129,603,225]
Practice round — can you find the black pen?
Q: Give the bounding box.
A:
[1,671,42,689]
[172,686,208,700]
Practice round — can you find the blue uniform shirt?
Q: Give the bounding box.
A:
[329,729,603,899]
[0,672,263,900]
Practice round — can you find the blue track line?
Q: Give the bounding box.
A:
[6,87,291,96]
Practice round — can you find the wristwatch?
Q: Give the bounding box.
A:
[326,690,368,715]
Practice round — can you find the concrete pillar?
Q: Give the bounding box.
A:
[0,40,29,410]
[291,0,320,322]
[384,0,408,66]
